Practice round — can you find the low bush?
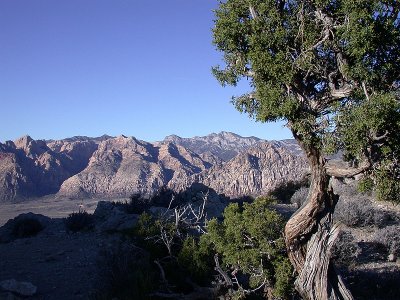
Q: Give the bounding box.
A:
[130,196,295,299]
[373,225,400,256]
[65,210,94,233]
[333,198,390,228]
[178,236,214,285]
[113,193,150,214]
[375,174,400,203]
[12,217,44,238]
[268,176,309,203]
[332,231,361,267]
[93,242,155,300]
[357,177,374,194]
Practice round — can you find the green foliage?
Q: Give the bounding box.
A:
[132,198,294,298]
[12,218,43,238]
[357,177,374,194]
[213,0,400,202]
[133,212,172,258]
[133,212,211,293]
[134,212,161,238]
[337,93,400,201]
[206,197,294,298]
[65,210,94,233]
[178,236,215,284]
[375,171,400,203]
[273,258,295,299]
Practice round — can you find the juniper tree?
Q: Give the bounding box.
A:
[212,1,400,299]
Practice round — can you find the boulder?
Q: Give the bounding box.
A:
[388,253,397,262]
[94,201,139,232]
[0,213,50,243]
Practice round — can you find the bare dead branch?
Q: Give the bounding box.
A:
[214,254,233,287]
[154,259,170,290]
[362,81,370,101]
[249,5,258,19]
[369,129,389,142]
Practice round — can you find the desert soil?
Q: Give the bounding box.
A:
[0,196,127,226]
[0,217,122,300]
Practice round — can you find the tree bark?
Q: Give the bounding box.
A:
[284,137,354,300]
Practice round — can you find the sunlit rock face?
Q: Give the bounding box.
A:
[0,135,99,202]
[170,141,308,198]
[58,136,213,199]
[0,132,307,201]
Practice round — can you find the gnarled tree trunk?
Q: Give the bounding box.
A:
[284,138,354,300]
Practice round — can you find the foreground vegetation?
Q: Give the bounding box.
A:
[89,179,399,299]
[131,197,293,299]
[212,0,400,298]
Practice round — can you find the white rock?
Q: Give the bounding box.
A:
[388,253,396,262]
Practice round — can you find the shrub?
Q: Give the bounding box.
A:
[273,258,295,299]
[334,197,397,228]
[132,212,176,258]
[94,242,155,300]
[113,193,149,214]
[373,225,400,256]
[206,197,294,299]
[357,177,374,194]
[332,231,361,267]
[332,178,360,198]
[375,174,400,203]
[334,198,376,227]
[65,210,94,233]
[268,176,309,203]
[178,236,215,285]
[12,218,43,238]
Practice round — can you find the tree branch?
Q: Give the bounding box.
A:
[249,5,258,19]
[326,159,370,177]
[214,254,233,287]
[369,129,389,142]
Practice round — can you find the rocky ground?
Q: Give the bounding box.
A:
[0,190,227,299]
[0,208,129,300]
[330,180,400,300]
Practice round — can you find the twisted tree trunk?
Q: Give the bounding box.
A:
[284,139,354,300]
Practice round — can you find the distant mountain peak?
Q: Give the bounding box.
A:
[218,131,239,137]
[160,131,265,161]
[14,135,33,145]
[165,134,182,140]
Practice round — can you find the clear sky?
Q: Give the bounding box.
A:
[0,0,292,142]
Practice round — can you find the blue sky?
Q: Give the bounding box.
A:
[0,0,292,142]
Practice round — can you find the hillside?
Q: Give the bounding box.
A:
[0,135,98,201]
[0,132,307,201]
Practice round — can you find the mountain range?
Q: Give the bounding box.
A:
[0,132,308,202]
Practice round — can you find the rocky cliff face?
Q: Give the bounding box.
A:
[163,131,263,161]
[0,132,307,201]
[58,136,214,198]
[170,142,308,197]
[0,136,99,202]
